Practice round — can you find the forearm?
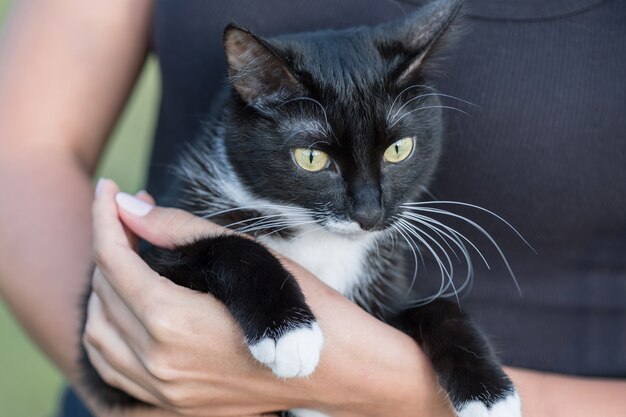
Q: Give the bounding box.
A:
[0,152,163,417]
[0,149,93,380]
[506,367,626,417]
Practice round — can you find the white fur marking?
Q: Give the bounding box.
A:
[248,323,323,378]
[248,338,275,365]
[324,220,363,235]
[261,227,375,295]
[458,392,521,417]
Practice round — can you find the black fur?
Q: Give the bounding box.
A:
[390,299,516,409]
[81,1,520,415]
[144,235,316,345]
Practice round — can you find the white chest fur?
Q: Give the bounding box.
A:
[260,227,375,296]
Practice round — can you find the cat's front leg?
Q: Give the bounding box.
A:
[389,300,521,417]
[145,234,323,378]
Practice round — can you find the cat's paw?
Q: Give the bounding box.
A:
[457,391,521,417]
[248,322,323,378]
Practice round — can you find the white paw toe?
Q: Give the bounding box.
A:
[248,323,323,378]
[458,392,521,417]
[248,337,276,364]
[489,392,521,417]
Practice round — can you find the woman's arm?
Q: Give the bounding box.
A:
[507,367,626,417]
[0,0,153,412]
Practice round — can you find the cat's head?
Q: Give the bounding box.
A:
[220,0,462,236]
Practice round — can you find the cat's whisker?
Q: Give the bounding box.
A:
[400,212,474,298]
[404,205,522,295]
[402,200,536,253]
[387,93,433,123]
[402,213,462,262]
[287,225,326,242]
[397,218,459,304]
[224,213,313,230]
[420,92,478,107]
[388,92,477,125]
[401,209,491,269]
[239,216,319,233]
[256,220,320,239]
[393,219,451,300]
[392,216,426,267]
[398,218,455,282]
[236,218,303,231]
[393,221,448,306]
[386,84,436,121]
[238,219,315,234]
[390,221,420,295]
[389,105,471,129]
[281,128,329,147]
[204,204,311,219]
[278,96,333,139]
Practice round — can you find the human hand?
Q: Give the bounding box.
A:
[83,178,454,417]
[84,179,291,416]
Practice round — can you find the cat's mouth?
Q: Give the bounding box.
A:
[322,219,375,239]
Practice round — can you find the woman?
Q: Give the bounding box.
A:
[0,1,624,416]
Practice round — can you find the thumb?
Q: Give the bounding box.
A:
[115,192,228,249]
[125,190,157,250]
[135,190,156,206]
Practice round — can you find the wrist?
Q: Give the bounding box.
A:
[285,293,453,416]
[273,262,453,416]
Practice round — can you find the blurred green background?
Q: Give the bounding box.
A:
[0,1,159,415]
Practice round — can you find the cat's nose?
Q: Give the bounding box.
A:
[354,205,384,230]
[351,184,384,230]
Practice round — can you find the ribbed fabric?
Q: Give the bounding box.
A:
[424,0,626,377]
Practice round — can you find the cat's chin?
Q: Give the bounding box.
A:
[322,220,370,239]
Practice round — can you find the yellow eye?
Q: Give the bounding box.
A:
[293,148,330,172]
[384,137,414,163]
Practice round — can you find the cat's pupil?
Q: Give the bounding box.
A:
[309,151,314,164]
[395,144,400,154]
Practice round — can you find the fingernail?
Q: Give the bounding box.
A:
[115,192,154,216]
[135,189,150,198]
[95,178,107,198]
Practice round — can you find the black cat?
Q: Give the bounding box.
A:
[82,0,521,415]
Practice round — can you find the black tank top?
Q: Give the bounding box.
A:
[148,0,626,378]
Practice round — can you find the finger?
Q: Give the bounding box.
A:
[83,292,165,406]
[136,190,156,205]
[93,178,130,248]
[91,268,151,351]
[92,179,165,309]
[115,192,228,249]
[126,190,156,250]
[84,342,162,405]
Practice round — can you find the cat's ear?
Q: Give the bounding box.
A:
[378,0,463,86]
[224,24,304,105]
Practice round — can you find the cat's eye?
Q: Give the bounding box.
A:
[293,148,330,172]
[384,137,414,163]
